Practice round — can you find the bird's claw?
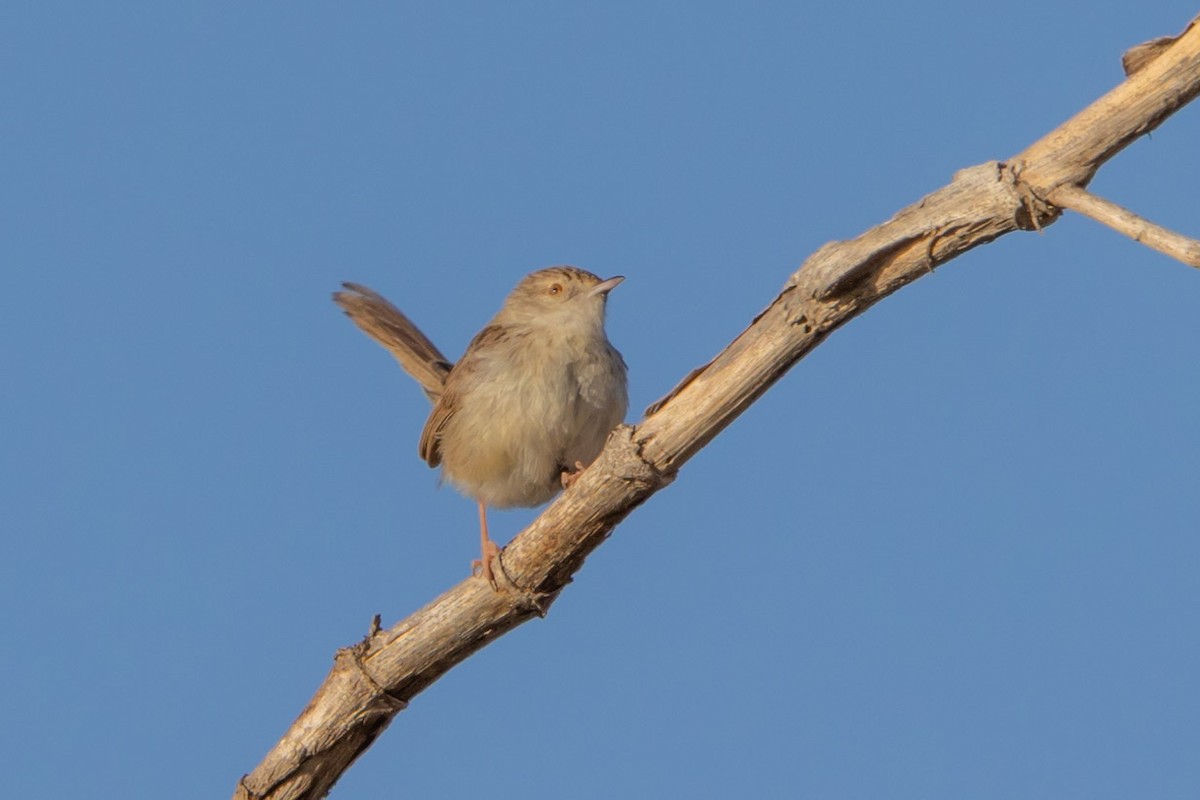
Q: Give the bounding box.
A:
[473,539,503,589]
[560,461,587,490]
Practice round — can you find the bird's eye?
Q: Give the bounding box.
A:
[548,283,563,296]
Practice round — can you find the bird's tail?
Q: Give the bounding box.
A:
[333,282,452,402]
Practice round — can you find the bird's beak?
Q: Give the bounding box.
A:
[590,275,624,297]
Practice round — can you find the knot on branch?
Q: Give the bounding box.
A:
[489,558,561,617]
[1000,161,1061,231]
[235,775,264,800]
[620,424,679,489]
[339,644,410,713]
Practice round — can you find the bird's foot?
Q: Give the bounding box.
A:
[472,538,503,589]
[560,461,587,490]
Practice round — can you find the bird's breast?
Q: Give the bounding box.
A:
[437,332,627,508]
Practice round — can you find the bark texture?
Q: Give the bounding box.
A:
[236,15,1200,800]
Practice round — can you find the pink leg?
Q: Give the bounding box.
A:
[472,501,501,588]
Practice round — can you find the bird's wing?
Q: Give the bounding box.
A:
[417,324,510,468]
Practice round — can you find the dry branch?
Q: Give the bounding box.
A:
[236,15,1200,800]
[1048,184,1200,268]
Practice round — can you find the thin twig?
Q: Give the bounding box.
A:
[1050,183,1200,268]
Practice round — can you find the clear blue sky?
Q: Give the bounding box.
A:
[3,3,1199,798]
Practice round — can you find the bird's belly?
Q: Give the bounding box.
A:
[438,359,624,508]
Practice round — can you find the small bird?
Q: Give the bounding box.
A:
[334,267,628,587]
